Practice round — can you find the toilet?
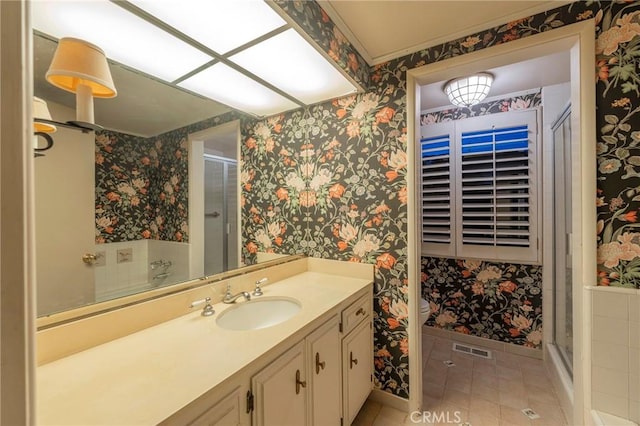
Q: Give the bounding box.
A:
[420,298,431,325]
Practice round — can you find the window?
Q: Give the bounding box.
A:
[420,109,540,264]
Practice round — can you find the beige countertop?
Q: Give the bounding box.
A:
[37,270,372,425]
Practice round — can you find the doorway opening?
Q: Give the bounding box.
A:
[188,120,242,278]
[406,21,596,423]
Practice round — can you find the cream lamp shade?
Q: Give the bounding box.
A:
[444,73,493,107]
[46,37,117,126]
[33,96,57,133]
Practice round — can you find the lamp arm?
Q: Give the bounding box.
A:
[33,118,102,133]
[34,132,54,157]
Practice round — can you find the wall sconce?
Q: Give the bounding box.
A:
[33,37,117,157]
[33,96,56,157]
[46,37,117,129]
[443,72,494,107]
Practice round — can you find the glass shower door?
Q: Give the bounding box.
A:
[553,105,573,376]
[203,155,238,276]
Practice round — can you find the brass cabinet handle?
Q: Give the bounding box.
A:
[350,351,358,369]
[295,369,306,394]
[82,253,97,265]
[355,307,366,316]
[315,352,326,374]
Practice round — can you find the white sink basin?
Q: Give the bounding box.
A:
[216,297,301,331]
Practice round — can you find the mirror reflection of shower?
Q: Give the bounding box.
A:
[204,154,238,275]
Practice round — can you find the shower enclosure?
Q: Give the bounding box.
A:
[203,154,238,276]
[552,104,573,376]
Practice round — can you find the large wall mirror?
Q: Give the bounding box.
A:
[33,31,302,319]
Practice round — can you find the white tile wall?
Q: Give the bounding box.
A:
[591,289,640,422]
[94,240,149,302]
[147,240,190,286]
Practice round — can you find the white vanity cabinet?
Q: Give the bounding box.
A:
[252,315,341,426]
[250,292,372,426]
[252,341,308,426]
[340,294,373,425]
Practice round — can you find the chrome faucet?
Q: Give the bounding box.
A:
[190,297,215,317]
[223,283,251,304]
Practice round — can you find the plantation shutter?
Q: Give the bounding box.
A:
[420,121,455,257]
[455,110,538,263]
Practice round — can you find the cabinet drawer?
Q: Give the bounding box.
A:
[341,294,370,335]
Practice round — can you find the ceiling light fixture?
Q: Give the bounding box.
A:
[443,72,494,107]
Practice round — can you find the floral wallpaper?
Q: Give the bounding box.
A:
[420,89,542,124]
[95,130,155,243]
[94,112,236,244]
[95,129,190,244]
[422,258,543,348]
[594,4,640,288]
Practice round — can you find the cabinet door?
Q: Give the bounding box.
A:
[252,342,307,426]
[188,386,243,426]
[306,315,341,426]
[342,319,373,425]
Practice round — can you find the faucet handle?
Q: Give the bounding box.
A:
[253,278,267,297]
[190,297,215,317]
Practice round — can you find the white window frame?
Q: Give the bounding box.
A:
[420,109,541,264]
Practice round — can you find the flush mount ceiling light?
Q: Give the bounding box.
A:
[31,0,360,118]
[444,73,494,107]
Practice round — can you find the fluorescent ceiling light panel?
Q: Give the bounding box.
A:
[230,29,357,105]
[31,0,212,82]
[178,63,299,117]
[129,0,287,55]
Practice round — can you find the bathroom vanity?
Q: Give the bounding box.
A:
[36,258,373,425]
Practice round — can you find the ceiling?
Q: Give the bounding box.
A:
[34,0,571,137]
[319,0,571,65]
[421,50,570,111]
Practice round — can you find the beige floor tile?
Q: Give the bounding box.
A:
[472,370,499,389]
[495,351,526,369]
[422,393,441,411]
[498,378,527,395]
[499,388,529,410]
[469,396,500,418]
[440,388,471,411]
[352,399,382,426]
[423,380,446,399]
[449,352,474,370]
[524,372,553,388]
[467,409,500,426]
[430,348,452,362]
[526,401,569,425]
[497,365,523,381]
[372,406,408,426]
[434,409,468,426]
[471,382,501,404]
[445,371,472,394]
[400,334,565,426]
[500,405,532,426]
[526,383,561,406]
